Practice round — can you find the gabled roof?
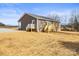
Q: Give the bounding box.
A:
[18,13,59,22]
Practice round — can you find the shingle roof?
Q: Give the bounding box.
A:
[19,13,59,22]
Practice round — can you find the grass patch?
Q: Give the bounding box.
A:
[0,32,79,55]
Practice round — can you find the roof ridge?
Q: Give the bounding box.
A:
[18,13,59,22]
[25,13,53,19]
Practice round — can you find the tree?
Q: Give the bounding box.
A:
[74,16,79,31]
[69,10,79,31]
[0,22,5,26]
[47,14,60,32]
[48,14,60,22]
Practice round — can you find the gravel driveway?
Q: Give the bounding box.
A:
[0,28,17,32]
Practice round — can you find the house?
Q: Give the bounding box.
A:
[18,13,61,32]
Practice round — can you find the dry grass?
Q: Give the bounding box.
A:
[0,31,79,56]
[0,26,17,30]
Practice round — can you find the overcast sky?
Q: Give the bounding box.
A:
[0,3,79,25]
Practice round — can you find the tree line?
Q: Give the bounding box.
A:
[48,10,79,32]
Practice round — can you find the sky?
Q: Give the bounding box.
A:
[0,3,79,25]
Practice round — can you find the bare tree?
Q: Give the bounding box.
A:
[69,10,79,31]
[48,14,60,32]
[48,14,60,22]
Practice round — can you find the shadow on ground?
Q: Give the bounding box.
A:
[59,40,79,55]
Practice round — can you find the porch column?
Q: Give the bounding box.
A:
[36,19,39,32]
[18,21,21,29]
[58,23,61,31]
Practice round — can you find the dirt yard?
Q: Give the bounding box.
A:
[0,31,79,56]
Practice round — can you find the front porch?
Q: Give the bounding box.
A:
[26,24,36,31]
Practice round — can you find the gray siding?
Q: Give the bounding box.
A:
[38,19,47,32]
[37,19,61,32]
[19,14,36,30]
